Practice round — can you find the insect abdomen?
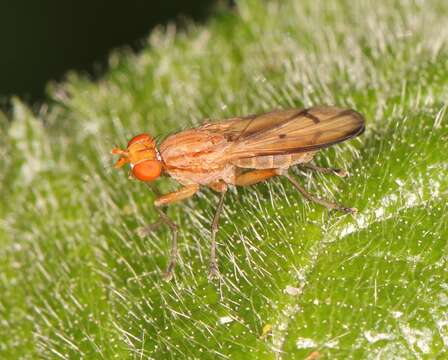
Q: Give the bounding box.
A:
[233,152,315,169]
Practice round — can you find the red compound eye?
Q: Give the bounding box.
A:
[132,160,162,181]
[128,133,153,148]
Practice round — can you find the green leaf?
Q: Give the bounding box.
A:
[1,0,448,358]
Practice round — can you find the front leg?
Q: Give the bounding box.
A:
[156,184,199,280]
[154,184,199,207]
[208,189,227,280]
[140,184,199,280]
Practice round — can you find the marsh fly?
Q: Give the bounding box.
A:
[112,106,365,280]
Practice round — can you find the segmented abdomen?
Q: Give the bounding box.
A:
[232,151,316,169]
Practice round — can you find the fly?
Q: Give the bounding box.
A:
[111,106,365,280]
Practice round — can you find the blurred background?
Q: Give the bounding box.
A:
[0,0,231,107]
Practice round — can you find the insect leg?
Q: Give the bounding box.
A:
[138,183,165,237]
[156,208,179,281]
[300,163,348,177]
[141,184,199,280]
[137,208,179,281]
[283,172,356,214]
[209,189,227,280]
[154,184,199,206]
[155,185,199,280]
[136,218,163,237]
[234,169,279,186]
[208,180,228,193]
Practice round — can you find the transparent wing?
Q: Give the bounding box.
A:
[201,108,305,141]
[202,106,365,160]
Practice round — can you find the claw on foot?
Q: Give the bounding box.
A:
[136,227,150,238]
[136,221,162,238]
[208,264,220,281]
[334,168,349,177]
[137,227,152,238]
[343,207,358,215]
[162,270,174,282]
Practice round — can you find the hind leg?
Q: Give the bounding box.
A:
[233,169,280,186]
[283,171,356,214]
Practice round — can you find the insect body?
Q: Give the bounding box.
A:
[112,106,365,280]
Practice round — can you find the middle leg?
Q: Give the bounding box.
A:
[233,168,355,214]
